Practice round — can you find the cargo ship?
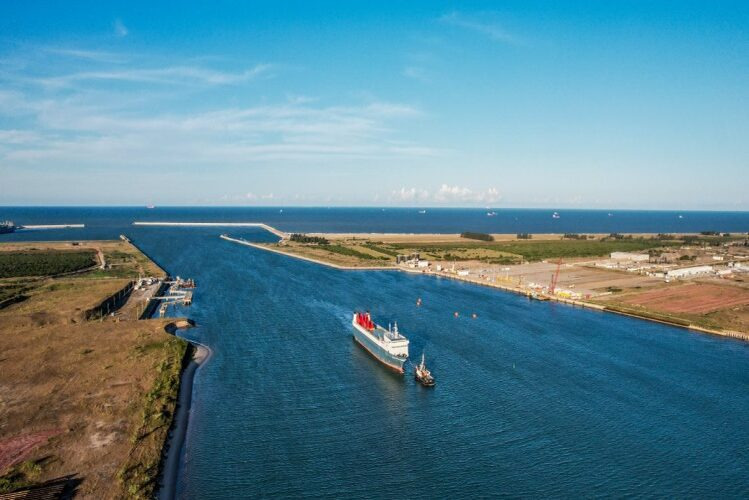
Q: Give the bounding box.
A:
[352,312,409,373]
[0,221,16,234]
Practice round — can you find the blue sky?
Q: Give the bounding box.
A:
[1,1,747,208]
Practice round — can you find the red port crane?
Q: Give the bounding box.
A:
[550,259,562,294]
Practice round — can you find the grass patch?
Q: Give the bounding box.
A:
[360,243,400,257]
[0,459,43,494]
[389,238,680,262]
[118,336,188,499]
[321,244,389,261]
[0,250,96,278]
[80,267,139,279]
[0,281,36,304]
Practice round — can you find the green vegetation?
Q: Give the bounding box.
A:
[491,239,679,261]
[460,231,494,241]
[0,459,43,494]
[119,336,188,499]
[683,234,741,246]
[0,280,36,307]
[605,233,632,240]
[360,243,400,257]
[322,244,388,261]
[290,233,329,244]
[0,250,96,278]
[389,238,680,262]
[563,233,589,240]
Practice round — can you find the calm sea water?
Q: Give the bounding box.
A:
[3,208,749,497]
[1,206,749,237]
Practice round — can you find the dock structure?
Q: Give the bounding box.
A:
[150,277,196,316]
[132,221,288,240]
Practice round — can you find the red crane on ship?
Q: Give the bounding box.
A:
[550,259,562,294]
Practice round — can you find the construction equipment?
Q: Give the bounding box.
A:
[550,259,562,294]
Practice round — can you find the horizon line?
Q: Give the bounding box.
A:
[1,205,749,213]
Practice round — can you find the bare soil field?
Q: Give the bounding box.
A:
[0,241,184,499]
[615,283,749,314]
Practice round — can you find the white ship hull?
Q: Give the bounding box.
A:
[352,315,409,373]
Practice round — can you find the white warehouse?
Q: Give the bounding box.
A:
[666,266,713,279]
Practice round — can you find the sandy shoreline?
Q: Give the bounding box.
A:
[158,342,211,500]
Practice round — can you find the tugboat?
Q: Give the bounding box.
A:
[414,353,435,387]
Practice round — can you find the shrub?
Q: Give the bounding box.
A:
[289,233,329,244]
[460,232,494,241]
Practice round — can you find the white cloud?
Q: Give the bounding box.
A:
[113,19,129,37]
[0,94,435,167]
[434,184,501,204]
[36,64,274,88]
[440,12,520,45]
[46,48,129,63]
[0,46,440,198]
[392,187,430,202]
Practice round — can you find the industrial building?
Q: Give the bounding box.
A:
[666,266,714,279]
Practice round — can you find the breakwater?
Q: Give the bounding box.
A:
[132,221,288,240]
[219,234,394,270]
[20,224,85,230]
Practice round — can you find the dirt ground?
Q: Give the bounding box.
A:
[612,282,749,314]
[0,240,182,498]
[0,318,178,497]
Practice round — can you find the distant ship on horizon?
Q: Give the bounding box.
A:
[552,212,561,219]
[0,220,17,234]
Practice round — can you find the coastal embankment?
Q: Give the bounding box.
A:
[221,234,608,308]
[219,234,394,270]
[158,340,211,500]
[20,224,85,230]
[220,230,749,343]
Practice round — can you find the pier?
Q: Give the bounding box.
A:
[152,278,195,317]
[132,221,288,240]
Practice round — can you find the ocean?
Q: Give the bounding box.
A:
[2,207,749,498]
[1,206,749,239]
